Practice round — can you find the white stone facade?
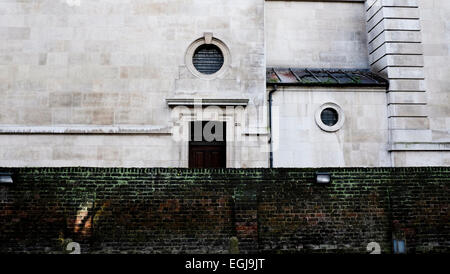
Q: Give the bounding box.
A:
[0,0,448,167]
[271,87,390,167]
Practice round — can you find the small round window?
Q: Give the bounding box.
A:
[185,35,231,79]
[192,44,224,75]
[320,108,339,126]
[315,103,345,132]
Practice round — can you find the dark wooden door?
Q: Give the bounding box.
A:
[189,145,226,168]
[189,121,226,168]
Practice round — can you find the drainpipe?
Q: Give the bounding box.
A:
[268,85,278,168]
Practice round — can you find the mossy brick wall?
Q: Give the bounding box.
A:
[0,167,448,254]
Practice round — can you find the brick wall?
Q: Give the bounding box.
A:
[0,167,448,254]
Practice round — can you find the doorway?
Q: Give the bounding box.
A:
[189,121,226,168]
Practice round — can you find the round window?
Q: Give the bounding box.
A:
[320,108,339,126]
[315,103,345,132]
[192,44,224,75]
[185,35,231,79]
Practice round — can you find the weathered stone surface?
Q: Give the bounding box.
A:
[0,0,267,168]
[364,0,450,162]
[270,87,390,167]
[0,0,448,167]
[266,1,369,69]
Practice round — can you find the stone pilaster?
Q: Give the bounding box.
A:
[365,0,431,149]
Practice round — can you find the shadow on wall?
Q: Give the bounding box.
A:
[0,167,448,254]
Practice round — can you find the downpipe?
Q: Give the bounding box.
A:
[268,85,278,168]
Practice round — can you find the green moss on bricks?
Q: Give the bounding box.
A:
[0,167,448,254]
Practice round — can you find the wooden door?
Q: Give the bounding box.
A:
[189,121,226,168]
[189,145,226,168]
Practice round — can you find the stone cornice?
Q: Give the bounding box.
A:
[166,98,249,107]
[0,126,172,135]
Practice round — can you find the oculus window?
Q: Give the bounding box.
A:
[192,44,224,75]
[185,33,230,79]
[320,108,339,127]
[315,103,345,132]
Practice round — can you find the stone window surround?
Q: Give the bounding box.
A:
[185,33,231,80]
[315,102,345,132]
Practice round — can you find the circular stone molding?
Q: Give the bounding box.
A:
[315,102,345,132]
[185,33,231,80]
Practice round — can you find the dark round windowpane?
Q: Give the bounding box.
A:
[320,108,339,126]
[192,44,224,75]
